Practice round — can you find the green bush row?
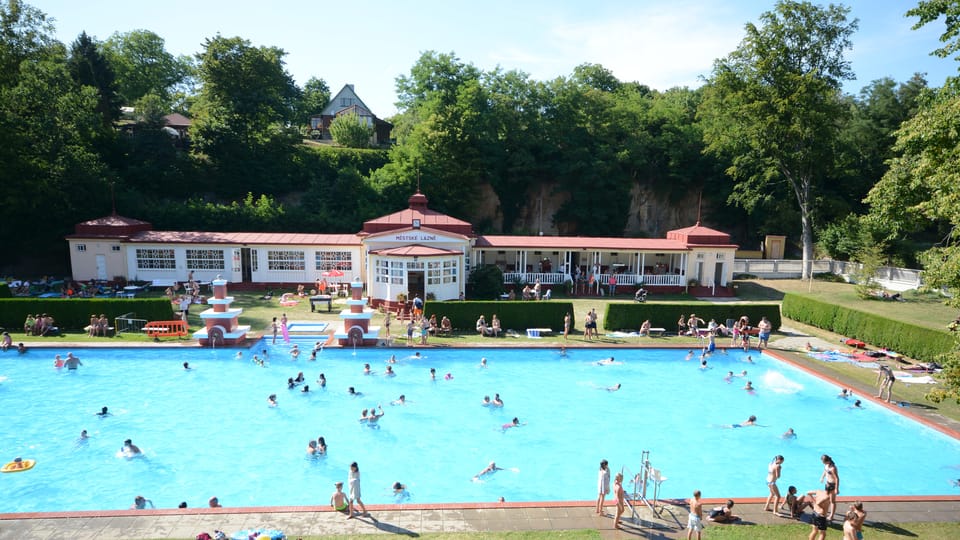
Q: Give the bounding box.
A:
[604,303,782,332]
[781,293,954,362]
[0,298,175,332]
[424,301,575,332]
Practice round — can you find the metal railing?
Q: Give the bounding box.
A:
[733,259,924,291]
[115,313,147,335]
[502,272,685,287]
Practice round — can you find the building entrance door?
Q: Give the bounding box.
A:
[407,271,424,302]
[241,248,254,282]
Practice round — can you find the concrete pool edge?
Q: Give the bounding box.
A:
[4,496,960,521]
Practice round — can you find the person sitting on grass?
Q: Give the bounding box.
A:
[707,500,739,523]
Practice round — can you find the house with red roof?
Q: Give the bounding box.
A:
[66,192,737,301]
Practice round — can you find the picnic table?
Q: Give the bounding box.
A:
[309,295,333,312]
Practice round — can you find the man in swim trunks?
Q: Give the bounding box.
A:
[757,316,772,350]
[687,489,704,539]
[330,481,349,515]
[63,352,82,370]
[808,485,833,540]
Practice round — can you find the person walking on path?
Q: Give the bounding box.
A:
[347,461,368,519]
[595,459,610,515]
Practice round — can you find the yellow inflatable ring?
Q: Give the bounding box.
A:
[2,459,36,473]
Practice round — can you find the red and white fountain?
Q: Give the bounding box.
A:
[335,277,379,347]
[194,278,249,346]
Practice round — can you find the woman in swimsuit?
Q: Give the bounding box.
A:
[820,454,840,520]
[764,455,784,513]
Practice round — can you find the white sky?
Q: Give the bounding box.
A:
[34,0,958,116]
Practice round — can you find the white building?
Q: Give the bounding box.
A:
[66,192,738,300]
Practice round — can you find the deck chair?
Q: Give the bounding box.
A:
[542,289,552,300]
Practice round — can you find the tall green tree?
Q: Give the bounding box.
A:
[67,31,121,128]
[190,35,300,195]
[294,76,330,127]
[102,29,193,107]
[698,0,858,278]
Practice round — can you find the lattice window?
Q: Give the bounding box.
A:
[136,248,176,269]
[390,261,404,285]
[443,260,458,284]
[76,244,86,252]
[315,251,353,272]
[267,250,305,271]
[375,259,390,284]
[186,249,225,270]
[427,260,442,285]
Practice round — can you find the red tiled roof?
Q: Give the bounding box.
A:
[475,235,689,251]
[126,231,361,246]
[369,244,463,257]
[666,223,733,245]
[362,192,473,236]
[162,113,192,128]
[71,214,154,238]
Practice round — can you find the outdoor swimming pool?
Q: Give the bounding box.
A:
[1,341,958,513]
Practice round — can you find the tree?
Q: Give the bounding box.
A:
[698,0,858,278]
[67,31,121,127]
[102,29,193,107]
[294,76,330,127]
[329,112,373,148]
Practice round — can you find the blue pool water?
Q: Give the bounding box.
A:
[1,342,959,513]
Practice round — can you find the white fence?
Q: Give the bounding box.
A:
[733,259,924,292]
[502,272,685,287]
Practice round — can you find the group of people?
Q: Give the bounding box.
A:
[476,314,502,337]
[86,313,111,337]
[23,313,57,336]
[520,279,544,300]
[582,309,599,340]
[131,494,221,510]
[1,331,25,353]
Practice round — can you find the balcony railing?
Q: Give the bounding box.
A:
[501,272,685,287]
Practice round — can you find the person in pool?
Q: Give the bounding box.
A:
[268,394,277,407]
[385,365,395,377]
[743,380,754,391]
[53,354,64,368]
[782,428,797,439]
[429,367,436,380]
[391,394,406,405]
[294,371,305,384]
[348,386,362,397]
[492,393,504,407]
[606,383,622,392]
[316,436,327,454]
[317,373,326,387]
[96,406,111,417]
[728,415,757,428]
[474,461,503,480]
[480,357,488,368]
[122,438,142,455]
[481,395,492,406]
[183,362,191,370]
[131,495,154,509]
[363,363,372,375]
[502,417,522,430]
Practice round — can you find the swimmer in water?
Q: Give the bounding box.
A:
[607,383,621,392]
[596,357,618,365]
[473,461,503,480]
[183,362,191,370]
[782,428,797,439]
[387,354,397,364]
[838,388,850,399]
[559,346,567,357]
[385,365,395,377]
[725,371,735,382]
[317,373,326,387]
[685,350,694,361]
[848,399,862,409]
[364,363,372,375]
[481,395,492,406]
[122,438,142,455]
[268,394,277,407]
[301,384,310,393]
[502,417,522,430]
[53,354,64,368]
[743,380,754,391]
[745,355,754,363]
[480,357,488,368]
[235,351,243,360]
[700,358,709,369]
[391,394,406,405]
[444,372,454,380]
[367,404,385,424]
[728,415,757,428]
[79,429,89,440]
[493,393,504,407]
[430,368,436,380]
[348,386,362,397]
[96,406,111,417]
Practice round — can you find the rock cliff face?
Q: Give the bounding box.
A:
[471,183,704,237]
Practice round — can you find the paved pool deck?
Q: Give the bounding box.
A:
[2,498,960,539]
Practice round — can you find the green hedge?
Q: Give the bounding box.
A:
[0,298,175,332]
[781,294,954,362]
[0,283,10,298]
[604,303,782,333]
[424,301,575,332]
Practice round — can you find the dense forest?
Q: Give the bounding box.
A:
[1,0,958,295]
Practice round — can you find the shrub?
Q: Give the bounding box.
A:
[781,294,953,362]
[604,303,781,333]
[424,301,574,332]
[0,298,175,332]
[467,265,504,300]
